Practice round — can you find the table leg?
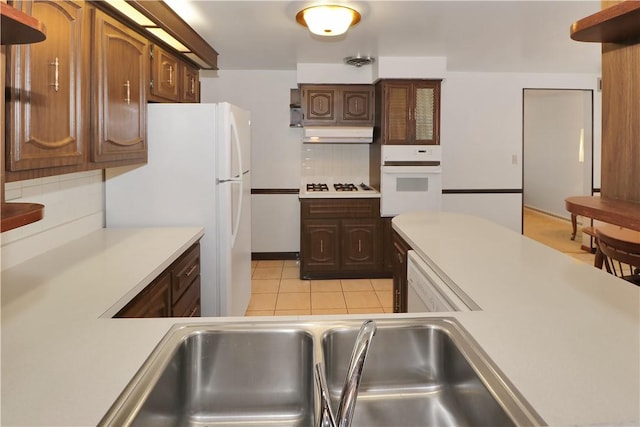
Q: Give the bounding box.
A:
[570,214,577,240]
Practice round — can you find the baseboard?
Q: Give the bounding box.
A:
[251,252,300,261]
[523,205,573,223]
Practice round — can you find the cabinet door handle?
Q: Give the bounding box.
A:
[189,305,199,317]
[190,76,195,95]
[320,239,324,253]
[358,239,362,253]
[49,57,59,92]
[185,264,197,277]
[168,65,173,86]
[124,80,131,105]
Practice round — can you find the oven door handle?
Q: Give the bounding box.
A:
[381,165,441,174]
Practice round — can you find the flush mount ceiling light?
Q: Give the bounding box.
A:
[296,4,361,36]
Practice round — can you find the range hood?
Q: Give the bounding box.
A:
[302,126,373,143]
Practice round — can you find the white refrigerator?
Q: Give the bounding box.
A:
[105,103,252,317]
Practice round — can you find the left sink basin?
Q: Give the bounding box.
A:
[99,325,315,427]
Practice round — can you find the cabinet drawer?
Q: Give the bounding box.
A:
[171,243,200,304]
[301,199,379,219]
[173,276,201,317]
[116,271,171,318]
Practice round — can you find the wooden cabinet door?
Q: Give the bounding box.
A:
[116,272,171,318]
[391,230,411,313]
[381,80,441,145]
[173,276,201,317]
[341,219,381,271]
[150,45,180,102]
[302,86,337,125]
[6,0,86,171]
[341,86,374,125]
[413,81,440,145]
[384,82,412,144]
[92,9,147,164]
[301,220,340,271]
[181,62,200,102]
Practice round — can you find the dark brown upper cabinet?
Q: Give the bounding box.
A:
[5,0,88,171]
[376,79,441,145]
[149,44,200,103]
[300,84,374,126]
[180,61,200,103]
[91,9,147,164]
[149,44,180,102]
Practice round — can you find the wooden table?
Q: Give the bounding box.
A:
[565,196,640,240]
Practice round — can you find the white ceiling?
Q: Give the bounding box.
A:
[168,1,602,73]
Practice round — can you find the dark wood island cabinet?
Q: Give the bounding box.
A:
[300,198,385,279]
[391,229,412,313]
[116,242,201,318]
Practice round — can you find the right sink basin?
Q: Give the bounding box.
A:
[322,319,545,427]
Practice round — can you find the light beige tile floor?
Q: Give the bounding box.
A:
[247,260,393,316]
[247,209,596,316]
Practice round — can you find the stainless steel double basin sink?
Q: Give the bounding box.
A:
[99,318,545,427]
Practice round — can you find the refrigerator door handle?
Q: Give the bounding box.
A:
[229,111,244,248]
[217,177,240,184]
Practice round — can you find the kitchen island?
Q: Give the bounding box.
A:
[1,214,639,426]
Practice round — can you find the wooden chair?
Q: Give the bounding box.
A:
[595,227,640,286]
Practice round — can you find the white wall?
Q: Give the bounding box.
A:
[201,70,301,187]
[200,70,302,253]
[1,171,104,270]
[440,72,601,231]
[523,90,593,219]
[443,193,522,232]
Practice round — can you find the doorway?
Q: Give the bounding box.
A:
[522,89,594,261]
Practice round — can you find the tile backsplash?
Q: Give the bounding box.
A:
[1,171,105,270]
[301,144,370,184]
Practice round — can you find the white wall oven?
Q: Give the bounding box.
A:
[380,146,442,217]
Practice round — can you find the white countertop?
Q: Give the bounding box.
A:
[393,211,640,427]
[1,227,205,426]
[298,186,381,199]
[1,216,639,426]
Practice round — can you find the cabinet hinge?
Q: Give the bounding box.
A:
[150,48,154,59]
[150,80,154,89]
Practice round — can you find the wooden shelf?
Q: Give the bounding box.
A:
[1,202,45,232]
[571,1,640,43]
[1,2,46,45]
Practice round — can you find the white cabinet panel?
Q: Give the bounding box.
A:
[251,194,300,252]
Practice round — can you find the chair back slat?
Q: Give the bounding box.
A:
[596,228,640,285]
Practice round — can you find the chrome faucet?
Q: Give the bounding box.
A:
[315,320,377,427]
